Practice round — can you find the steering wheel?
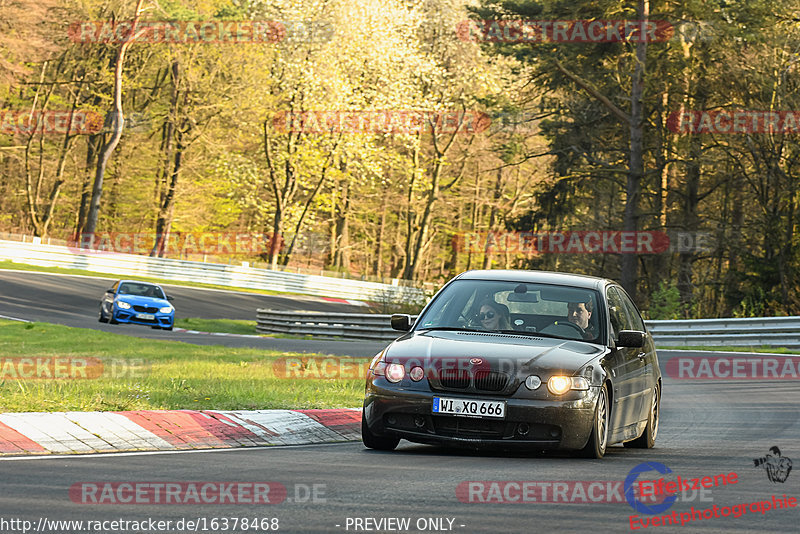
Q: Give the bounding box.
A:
[540,320,586,339]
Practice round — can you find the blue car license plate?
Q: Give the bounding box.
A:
[136,313,155,320]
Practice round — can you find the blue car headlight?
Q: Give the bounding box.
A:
[117,301,131,309]
[159,306,174,314]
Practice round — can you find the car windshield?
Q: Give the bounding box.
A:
[415,279,604,343]
[118,282,165,299]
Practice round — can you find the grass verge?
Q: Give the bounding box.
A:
[174,318,258,335]
[0,320,368,412]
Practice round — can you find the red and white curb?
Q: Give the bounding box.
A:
[0,408,361,456]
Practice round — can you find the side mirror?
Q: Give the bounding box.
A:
[166,295,174,301]
[617,330,645,348]
[106,288,115,293]
[391,314,412,332]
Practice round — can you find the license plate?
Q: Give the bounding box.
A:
[432,397,506,419]
[136,313,155,320]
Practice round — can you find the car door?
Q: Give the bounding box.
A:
[617,286,657,423]
[605,286,647,438]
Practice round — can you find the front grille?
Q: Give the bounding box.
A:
[133,305,159,313]
[439,369,470,389]
[435,369,511,392]
[474,370,507,392]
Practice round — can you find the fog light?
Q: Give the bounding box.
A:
[409,366,424,381]
[525,375,542,390]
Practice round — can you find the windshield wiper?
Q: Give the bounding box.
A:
[418,326,486,334]
[497,329,562,340]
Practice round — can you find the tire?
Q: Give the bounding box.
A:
[624,384,659,449]
[163,326,173,331]
[98,309,108,323]
[361,415,399,451]
[109,316,118,325]
[578,383,609,459]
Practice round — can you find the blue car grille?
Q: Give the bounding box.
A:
[133,305,159,313]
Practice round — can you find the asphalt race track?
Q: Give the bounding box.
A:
[1,269,799,533]
[0,269,387,357]
[1,366,798,534]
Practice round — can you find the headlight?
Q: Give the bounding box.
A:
[116,301,131,309]
[548,375,590,395]
[159,306,173,313]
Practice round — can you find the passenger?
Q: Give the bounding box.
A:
[477,299,512,331]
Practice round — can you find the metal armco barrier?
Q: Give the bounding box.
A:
[256,310,800,348]
[0,239,424,301]
[256,310,408,341]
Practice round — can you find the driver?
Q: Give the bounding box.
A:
[567,299,595,339]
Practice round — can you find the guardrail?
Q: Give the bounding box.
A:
[0,239,425,302]
[256,311,800,348]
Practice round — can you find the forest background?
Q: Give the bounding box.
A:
[1,0,798,319]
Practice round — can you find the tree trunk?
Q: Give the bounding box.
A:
[83,0,144,236]
[621,0,649,300]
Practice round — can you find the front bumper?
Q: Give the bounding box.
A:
[363,379,599,451]
[113,308,174,328]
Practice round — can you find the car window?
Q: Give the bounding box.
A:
[416,279,603,342]
[607,286,636,338]
[617,287,646,331]
[118,282,165,299]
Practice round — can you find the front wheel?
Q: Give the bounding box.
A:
[577,383,609,459]
[361,415,399,451]
[624,384,659,449]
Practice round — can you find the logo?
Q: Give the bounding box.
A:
[625,462,677,515]
[754,447,792,483]
[469,358,483,365]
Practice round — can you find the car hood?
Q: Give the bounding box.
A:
[384,329,606,377]
[115,294,171,308]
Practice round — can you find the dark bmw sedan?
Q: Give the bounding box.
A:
[362,270,661,458]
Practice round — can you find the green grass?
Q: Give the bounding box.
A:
[0,320,369,412]
[0,260,288,297]
[174,318,258,335]
[662,345,800,354]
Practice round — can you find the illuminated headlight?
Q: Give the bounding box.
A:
[548,376,590,395]
[116,301,131,309]
[159,306,173,313]
[385,363,405,383]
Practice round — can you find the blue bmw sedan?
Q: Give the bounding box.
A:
[99,280,175,330]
